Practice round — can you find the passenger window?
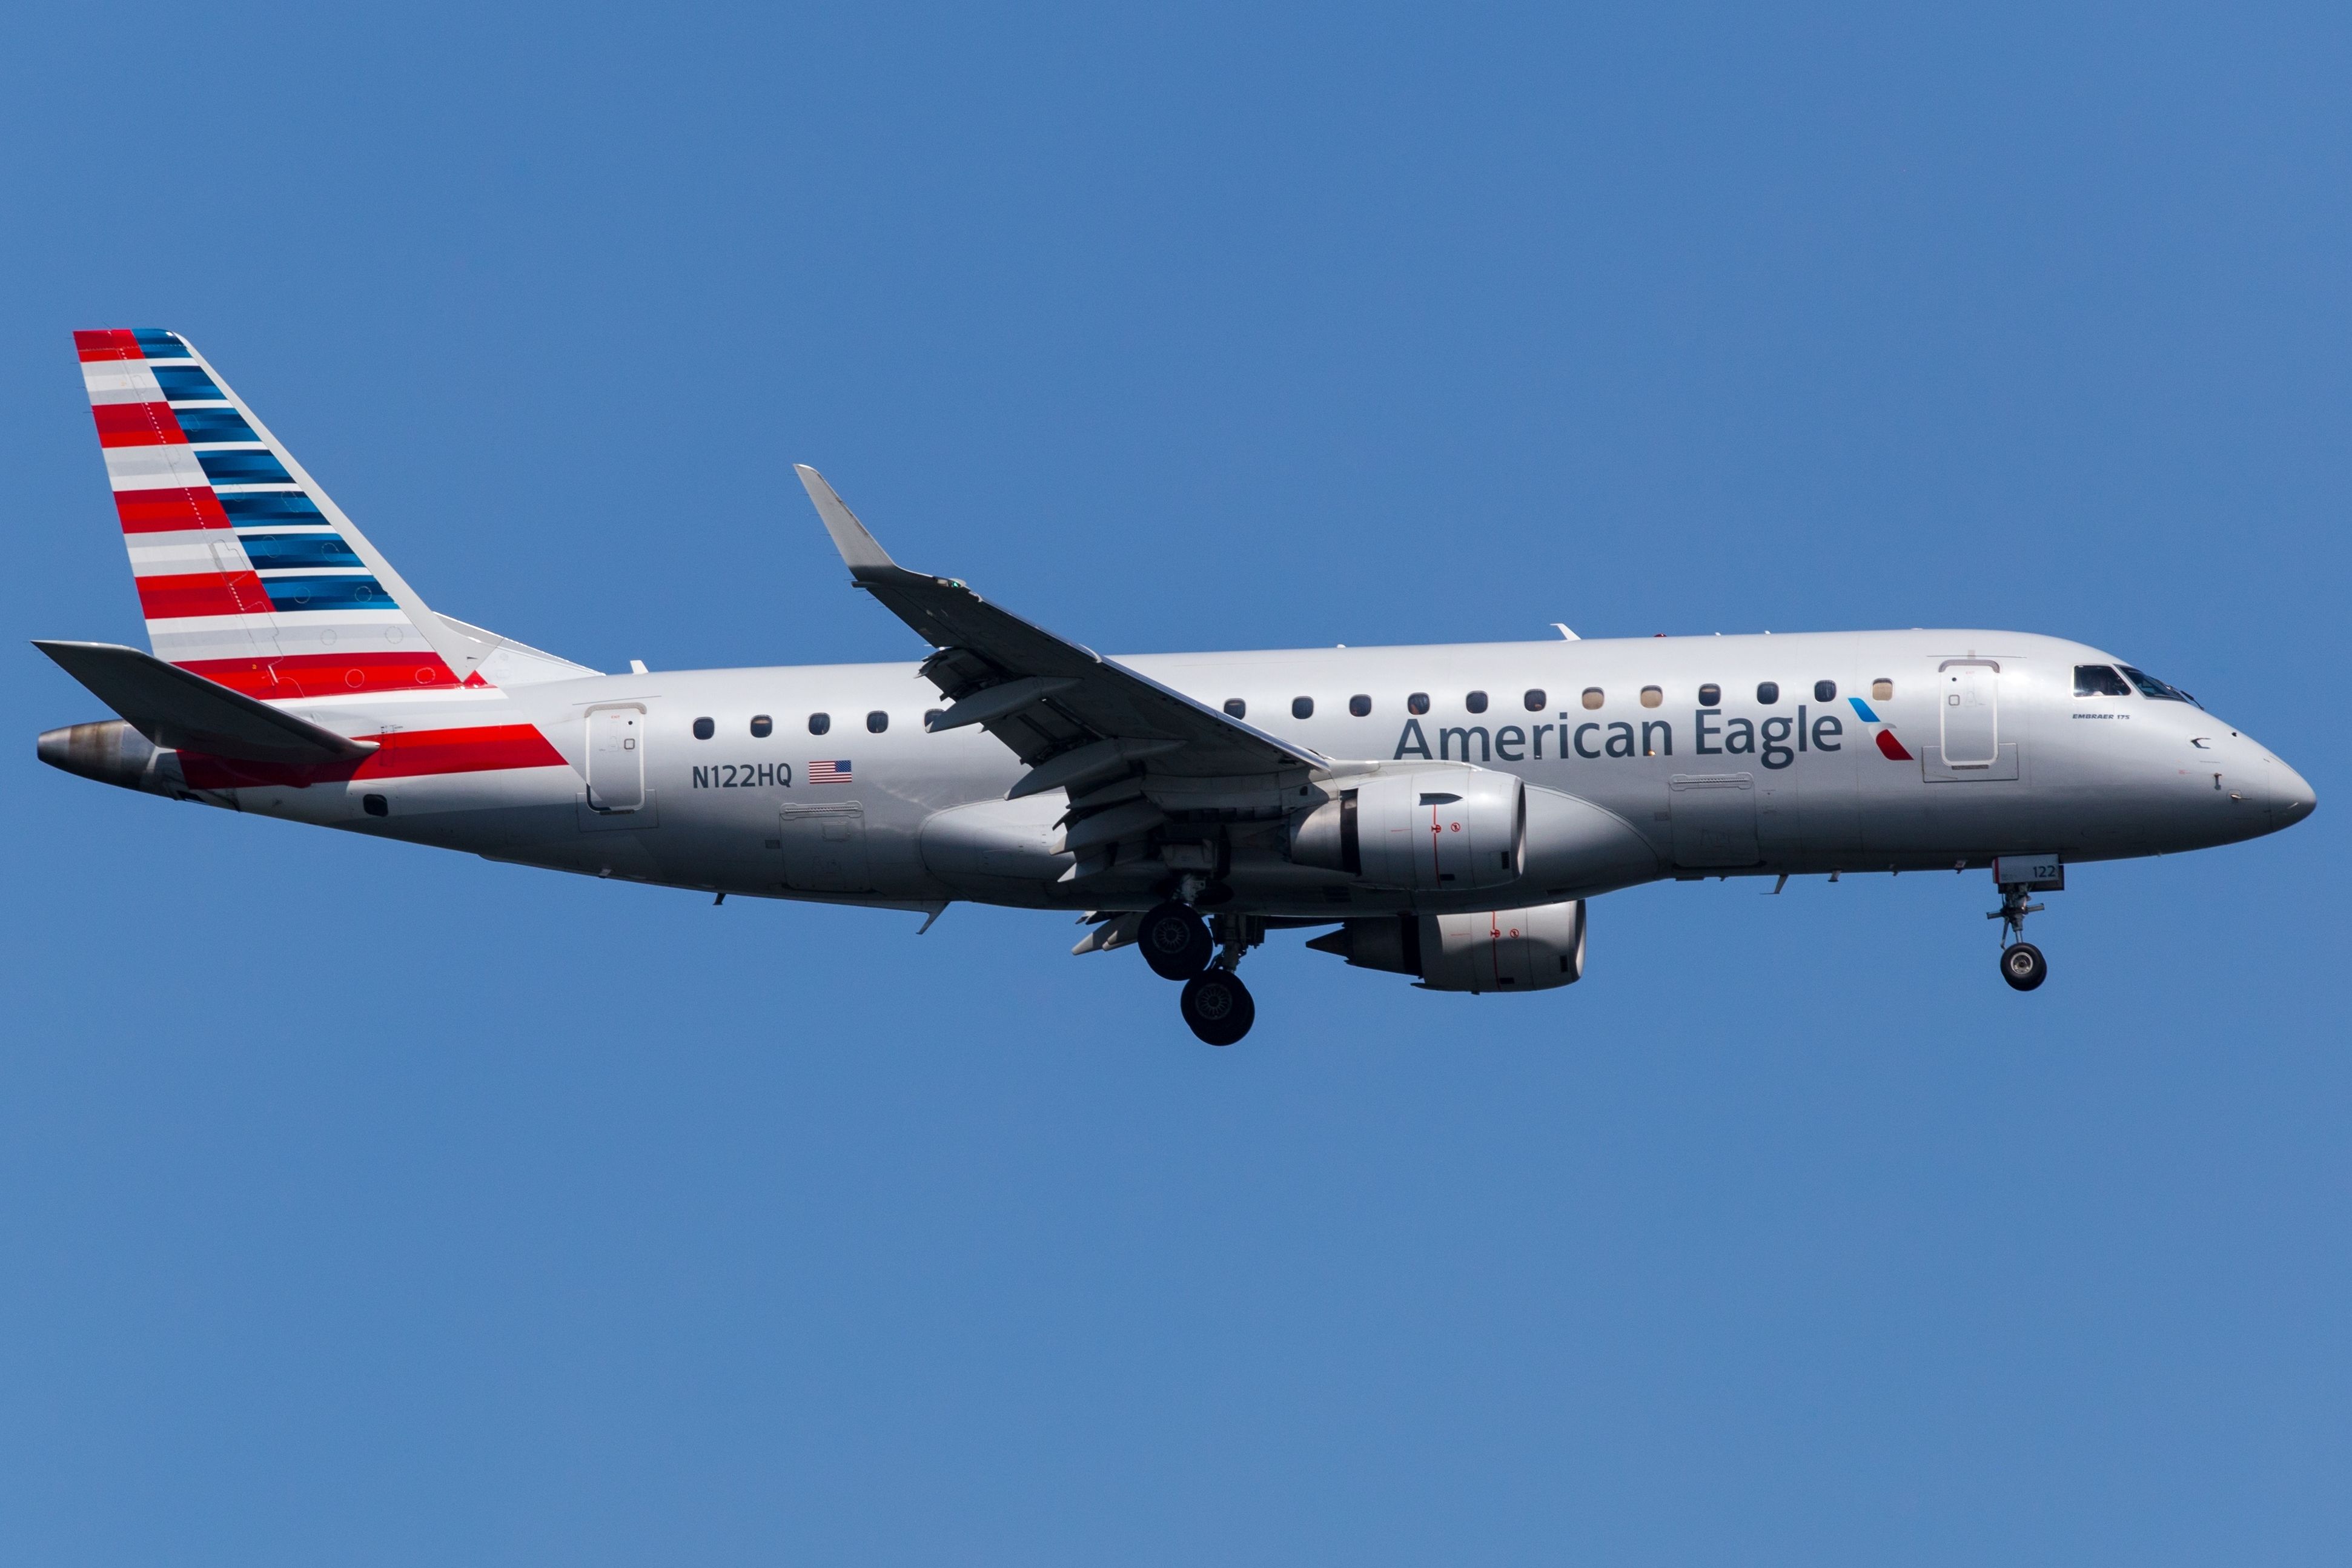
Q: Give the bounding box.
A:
[1223,698,1247,719]
[1522,689,1546,712]
[923,709,942,729]
[2075,664,2133,697]
[1293,696,1314,719]
[1465,690,1489,714]
[1640,686,1663,708]
[1348,694,1371,717]
[808,712,831,735]
[692,716,715,740]
[1407,692,1429,715]
[1698,683,1721,706]
[1814,681,1836,703]
[1580,688,1604,710]
[867,710,889,733]
[1871,679,1893,702]
[750,715,773,738]
[1757,681,1780,705]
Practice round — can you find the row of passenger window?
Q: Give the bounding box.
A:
[1224,678,1897,721]
[691,711,895,739]
[689,674,1913,740]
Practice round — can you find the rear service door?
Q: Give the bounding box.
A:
[585,706,646,812]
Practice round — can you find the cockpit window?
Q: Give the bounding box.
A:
[2118,665,2199,706]
[2074,665,2133,698]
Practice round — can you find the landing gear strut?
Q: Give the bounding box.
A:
[1989,882,2049,992]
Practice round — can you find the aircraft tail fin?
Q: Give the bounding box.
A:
[75,328,482,701]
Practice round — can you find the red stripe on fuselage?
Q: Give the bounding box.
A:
[176,723,566,790]
[75,329,142,362]
[359,724,565,778]
[91,402,186,447]
[176,652,462,698]
[1875,729,1913,761]
[114,486,232,533]
[135,571,273,620]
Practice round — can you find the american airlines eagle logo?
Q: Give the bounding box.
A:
[1846,696,1914,761]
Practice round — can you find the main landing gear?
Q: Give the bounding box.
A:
[1180,969,1256,1047]
[1138,900,1214,981]
[1138,892,1259,1045]
[1989,882,2050,993]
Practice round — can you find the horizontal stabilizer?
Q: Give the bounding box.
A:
[33,640,377,764]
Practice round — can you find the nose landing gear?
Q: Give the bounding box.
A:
[1987,868,2054,991]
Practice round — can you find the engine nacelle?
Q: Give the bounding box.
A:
[1288,765,1522,892]
[1305,901,1586,993]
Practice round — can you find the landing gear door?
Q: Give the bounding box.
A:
[1938,660,1999,767]
[585,704,646,812]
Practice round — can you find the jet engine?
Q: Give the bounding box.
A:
[1305,901,1586,993]
[1288,765,1522,892]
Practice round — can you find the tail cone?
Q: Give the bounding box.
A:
[38,719,179,794]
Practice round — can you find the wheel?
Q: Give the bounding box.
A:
[2000,941,2047,991]
[1180,970,1256,1046]
[1138,901,1213,980]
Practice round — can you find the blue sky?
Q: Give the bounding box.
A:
[4,4,2347,1563]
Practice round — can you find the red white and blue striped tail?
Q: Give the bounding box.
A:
[75,328,480,701]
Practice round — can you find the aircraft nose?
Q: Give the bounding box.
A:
[2273,758,2317,828]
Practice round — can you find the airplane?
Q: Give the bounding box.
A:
[36,329,2318,1044]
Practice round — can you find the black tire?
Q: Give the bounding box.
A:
[2000,941,2047,992]
[1180,970,1256,1046]
[1138,901,1213,980]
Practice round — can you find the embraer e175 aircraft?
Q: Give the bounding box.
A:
[38,330,2317,1044]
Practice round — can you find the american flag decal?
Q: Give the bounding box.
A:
[807,759,852,782]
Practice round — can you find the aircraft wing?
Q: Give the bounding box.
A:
[796,466,1325,798]
[34,640,379,764]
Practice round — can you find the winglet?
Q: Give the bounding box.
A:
[795,465,901,576]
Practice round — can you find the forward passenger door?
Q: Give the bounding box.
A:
[1940,661,1999,766]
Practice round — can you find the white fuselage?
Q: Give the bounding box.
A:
[192,627,2311,918]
